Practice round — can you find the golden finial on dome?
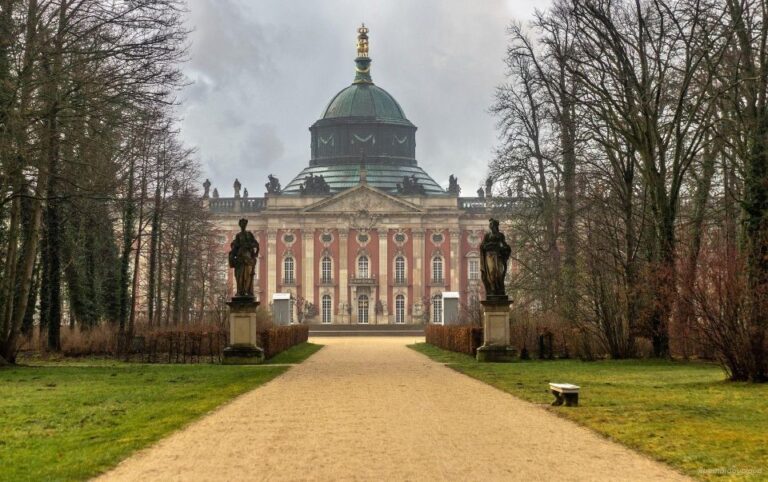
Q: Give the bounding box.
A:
[356,23,369,58]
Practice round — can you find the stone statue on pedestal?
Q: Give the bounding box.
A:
[476,218,515,362]
[480,218,511,300]
[229,218,259,299]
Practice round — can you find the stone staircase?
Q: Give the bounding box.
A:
[308,323,425,337]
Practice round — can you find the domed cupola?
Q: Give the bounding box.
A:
[283,25,443,195]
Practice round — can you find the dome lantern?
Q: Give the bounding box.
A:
[354,23,372,84]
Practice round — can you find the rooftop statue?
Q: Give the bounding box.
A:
[299,173,331,195]
[477,187,485,198]
[480,218,511,300]
[229,218,259,299]
[243,188,249,199]
[202,179,211,198]
[212,188,219,199]
[447,174,461,195]
[233,178,242,199]
[265,174,281,194]
[356,23,369,58]
[485,176,494,198]
[397,174,426,195]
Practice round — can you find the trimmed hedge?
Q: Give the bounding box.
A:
[425,324,483,356]
[259,324,309,359]
[99,324,308,363]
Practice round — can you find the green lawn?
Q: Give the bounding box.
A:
[410,343,768,481]
[0,342,323,481]
[265,342,324,364]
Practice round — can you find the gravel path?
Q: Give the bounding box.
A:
[98,337,689,481]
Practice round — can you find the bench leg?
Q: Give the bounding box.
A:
[564,393,579,407]
[551,390,564,406]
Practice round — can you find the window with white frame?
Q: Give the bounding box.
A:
[432,256,443,282]
[358,255,369,278]
[322,295,332,324]
[395,294,405,323]
[358,294,369,324]
[321,256,332,283]
[395,256,405,283]
[283,256,295,284]
[432,294,443,324]
[468,257,480,280]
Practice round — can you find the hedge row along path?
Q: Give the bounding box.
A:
[99,337,688,481]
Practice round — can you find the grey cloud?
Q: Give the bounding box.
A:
[179,0,545,195]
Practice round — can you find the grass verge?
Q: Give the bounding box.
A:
[0,363,287,481]
[265,342,323,364]
[409,343,768,481]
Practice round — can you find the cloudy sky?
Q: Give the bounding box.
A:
[178,0,545,197]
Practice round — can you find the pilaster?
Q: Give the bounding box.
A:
[450,229,460,292]
[339,229,349,323]
[413,228,425,318]
[377,227,389,321]
[303,230,314,305]
[267,230,277,302]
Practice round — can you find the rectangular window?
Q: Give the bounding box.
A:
[395,256,406,284]
[469,258,480,280]
[358,256,369,278]
[321,257,332,283]
[432,257,443,282]
[284,257,295,284]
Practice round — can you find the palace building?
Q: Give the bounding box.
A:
[205,25,492,324]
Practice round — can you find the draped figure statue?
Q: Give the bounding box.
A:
[229,218,259,298]
[480,218,511,299]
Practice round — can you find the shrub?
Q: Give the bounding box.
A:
[259,324,309,359]
[425,324,483,356]
[688,243,768,381]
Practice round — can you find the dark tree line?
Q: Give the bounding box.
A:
[0,1,223,364]
[493,0,768,381]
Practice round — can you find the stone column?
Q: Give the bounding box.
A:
[267,230,277,303]
[450,229,460,292]
[412,228,425,319]
[377,227,389,322]
[338,229,349,324]
[303,230,314,306]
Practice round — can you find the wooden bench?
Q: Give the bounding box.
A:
[549,383,580,407]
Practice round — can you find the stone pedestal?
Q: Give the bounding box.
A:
[223,297,264,365]
[476,296,516,362]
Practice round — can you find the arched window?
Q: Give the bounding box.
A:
[395,294,406,324]
[321,256,332,283]
[358,295,369,324]
[358,255,369,278]
[322,295,332,324]
[432,294,443,324]
[283,257,295,284]
[395,256,405,283]
[432,256,443,282]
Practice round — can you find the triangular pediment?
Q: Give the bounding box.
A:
[302,185,424,214]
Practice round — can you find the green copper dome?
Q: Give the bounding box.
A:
[283,24,446,196]
[322,83,408,121]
